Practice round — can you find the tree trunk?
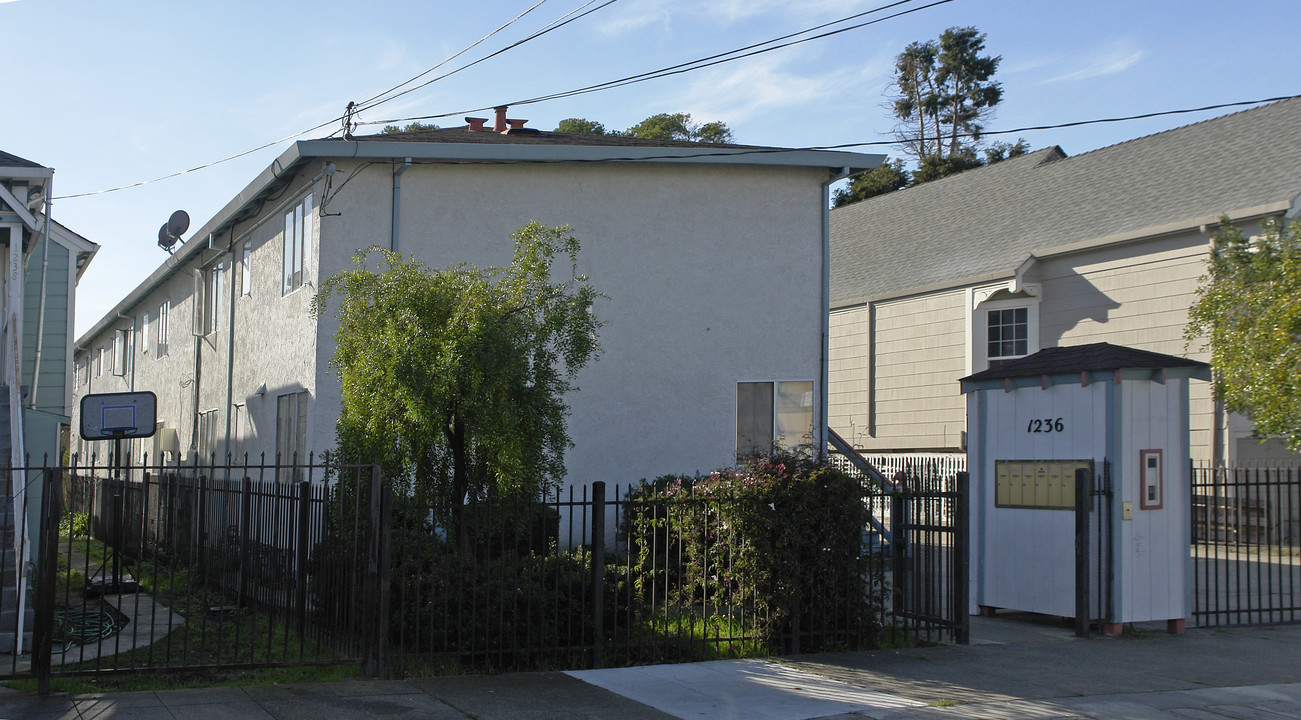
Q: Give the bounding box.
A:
[450,417,469,547]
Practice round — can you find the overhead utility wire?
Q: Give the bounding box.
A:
[352,0,620,118]
[369,0,954,126]
[810,94,1301,150]
[352,0,552,111]
[57,0,617,198]
[374,94,1301,168]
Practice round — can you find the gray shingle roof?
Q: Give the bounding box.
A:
[831,97,1301,304]
[0,150,46,169]
[960,342,1207,383]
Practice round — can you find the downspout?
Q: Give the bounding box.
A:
[190,235,212,457]
[115,312,137,392]
[222,230,238,461]
[391,158,411,253]
[28,181,53,410]
[820,167,853,455]
[115,311,136,468]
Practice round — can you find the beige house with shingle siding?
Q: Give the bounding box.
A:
[830,98,1301,465]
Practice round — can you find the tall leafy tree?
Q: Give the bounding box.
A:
[1186,217,1301,450]
[382,121,440,133]
[833,159,910,207]
[555,118,608,135]
[890,26,1002,179]
[312,222,602,524]
[623,112,734,143]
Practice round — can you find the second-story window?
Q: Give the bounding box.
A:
[157,300,170,356]
[282,194,314,295]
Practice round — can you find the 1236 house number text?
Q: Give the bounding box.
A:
[1027,417,1065,433]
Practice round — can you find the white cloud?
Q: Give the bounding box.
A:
[594,0,881,37]
[1038,38,1144,84]
[670,53,872,125]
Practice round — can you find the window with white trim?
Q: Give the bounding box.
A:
[970,288,1040,373]
[197,409,218,460]
[113,329,129,376]
[736,380,815,456]
[232,403,246,461]
[157,300,170,356]
[141,311,150,355]
[277,391,308,461]
[987,307,1028,367]
[198,262,223,336]
[277,390,309,481]
[282,194,314,295]
[240,239,252,296]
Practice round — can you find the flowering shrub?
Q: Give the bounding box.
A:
[625,452,880,653]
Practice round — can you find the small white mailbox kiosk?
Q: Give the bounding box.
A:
[960,343,1209,635]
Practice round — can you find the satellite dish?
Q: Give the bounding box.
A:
[167,210,190,237]
[157,210,189,254]
[158,224,177,252]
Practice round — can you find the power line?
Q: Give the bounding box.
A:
[367,0,953,126]
[353,0,553,112]
[55,0,620,199]
[355,95,1301,167]
[353,0,620,118]
[810,95,1301,150]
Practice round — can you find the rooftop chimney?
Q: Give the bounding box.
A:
[493,106,508,133]
[465,117,488,131]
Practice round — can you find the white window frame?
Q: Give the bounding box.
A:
[967,284,1041,374]
[736,379,816,457]
[157,299,170,357]
[277,390,310,481]
[199,262,223,336]
[141,311,150,355]
[232,403,247,461]
[113,329,129,376]
[240,239,252,296]
[282,194,314,296]
[197,408,218,460]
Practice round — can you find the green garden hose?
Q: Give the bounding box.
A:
[52,608,121,653]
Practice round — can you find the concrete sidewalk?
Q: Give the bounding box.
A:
[2,615,1300,719]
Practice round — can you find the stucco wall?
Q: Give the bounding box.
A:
[72,174,322,466]
[313,160,827,487]
[74,158,830,491]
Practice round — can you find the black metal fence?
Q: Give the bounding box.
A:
[4,455,378,685]
[1192,464,1301,627]
[882,470,968,645]
[2,454,967,686]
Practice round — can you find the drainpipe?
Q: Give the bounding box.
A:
[820,167,853,456]
[391,158,411,253]
[222,230,238,461]
[28,181,53,411]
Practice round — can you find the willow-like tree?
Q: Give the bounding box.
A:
[1186,217,1301,450]
[312,222,601,525]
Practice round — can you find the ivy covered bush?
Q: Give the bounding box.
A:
[625,452,880,653]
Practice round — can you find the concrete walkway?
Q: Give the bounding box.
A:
[2,615,1300,719]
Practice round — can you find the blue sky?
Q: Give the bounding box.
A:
[4,0,1297,336]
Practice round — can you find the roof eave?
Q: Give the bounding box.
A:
[295,138,882,173]
[78,138,880,347]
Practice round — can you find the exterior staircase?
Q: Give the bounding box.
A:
[0,386,32,654]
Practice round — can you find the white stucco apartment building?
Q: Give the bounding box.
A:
[73,111,881,490]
